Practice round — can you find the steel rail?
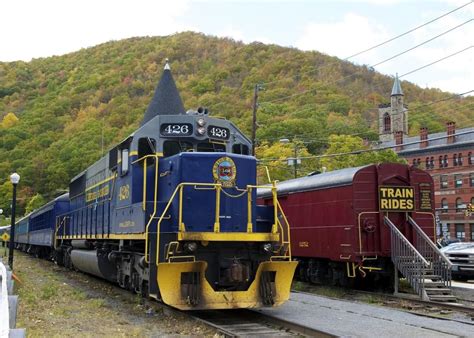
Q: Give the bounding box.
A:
[184,309,335,337]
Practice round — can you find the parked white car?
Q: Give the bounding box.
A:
[440,242,474,281]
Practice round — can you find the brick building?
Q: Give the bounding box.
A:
[378,76,474,241]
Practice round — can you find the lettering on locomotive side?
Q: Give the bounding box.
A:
[379,186,415,211]
[86,185,110,202]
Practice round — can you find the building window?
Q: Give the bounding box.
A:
[440,175,448,189]
[443,155,448,167]
[417,158,421,167]
[456,198,464,212]
[470,173,474,187]
[458,153,463,166]
[469,152,473,165]
[430,157,434,169]
[455,224,465,240]
[454,174,463,188]
[441,198,448,213]
[453,153,457,166]
[425,157,430,169]
[412,159,417,167]
[471,225,474,241]
[383,113,391,132]
[439,155,443,168]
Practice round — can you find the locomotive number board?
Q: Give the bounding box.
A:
[160,123,193,137]
[208,125,230,140]
[379,186,415,211]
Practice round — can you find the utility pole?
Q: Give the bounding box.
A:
[251,84,262,156]
[9,173,20,270]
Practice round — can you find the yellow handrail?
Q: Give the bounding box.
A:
[153,181,292,265]
[156,182,222,265]
[134,154,161,264]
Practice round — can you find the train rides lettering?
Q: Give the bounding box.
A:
[86,185,110,202]
[379,186,415,211]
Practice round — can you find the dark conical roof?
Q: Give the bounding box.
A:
[140,61,185,126]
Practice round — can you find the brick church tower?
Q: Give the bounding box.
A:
[379,74,408,142]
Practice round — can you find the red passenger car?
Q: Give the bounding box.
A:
[258,163,436,288]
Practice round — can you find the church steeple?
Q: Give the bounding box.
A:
[140,59,185,126]
[379,73,408,142]
[391,73,403,96]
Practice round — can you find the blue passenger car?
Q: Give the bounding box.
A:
[14,215,29,249]
[28,194,69,249]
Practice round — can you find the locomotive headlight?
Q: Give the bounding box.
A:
[197,118,206,127]
[262,243,272,253]
[197,127,206,135]
[184,241,198,253]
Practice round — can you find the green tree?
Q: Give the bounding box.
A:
[25,193,46,214]
[1,112,19,128]
[320,135,404,171]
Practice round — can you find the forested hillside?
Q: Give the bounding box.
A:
[0,32,472,214]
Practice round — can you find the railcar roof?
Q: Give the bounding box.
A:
[257,165,370,198]
[30,193,69,217]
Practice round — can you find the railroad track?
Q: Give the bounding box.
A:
[185,309,334,337]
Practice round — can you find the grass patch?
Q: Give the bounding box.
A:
[89,298,106,308]
[40,284,58,300]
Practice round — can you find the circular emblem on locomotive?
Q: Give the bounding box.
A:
[213,157,236,187]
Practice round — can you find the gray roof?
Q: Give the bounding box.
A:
[379,127,474,154]
[257,165,368,198]
[391,73,403,96]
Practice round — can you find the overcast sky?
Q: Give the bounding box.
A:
[1,0,472,95]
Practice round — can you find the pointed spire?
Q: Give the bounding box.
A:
[391,73,403,96]
[140,59,185,126]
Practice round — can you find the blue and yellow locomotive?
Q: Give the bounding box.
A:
[41,62,297,310]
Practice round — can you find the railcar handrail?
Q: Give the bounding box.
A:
[408,215,452,288]
[384,216,429,297]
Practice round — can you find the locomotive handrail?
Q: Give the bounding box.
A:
[142,155,160,264]
[153,181,290,266]
[155,182,222,265]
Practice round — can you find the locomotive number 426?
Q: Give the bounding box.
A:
[160,123,193,136]
[208,126,230,140]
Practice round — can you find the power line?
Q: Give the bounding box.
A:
[257,128,474,162]
[260,46,473,104]
[399,46,473,78]
[256,89,473,144]
[370,19,472,69]
[344,1,473,60]
[260,1,473,87]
